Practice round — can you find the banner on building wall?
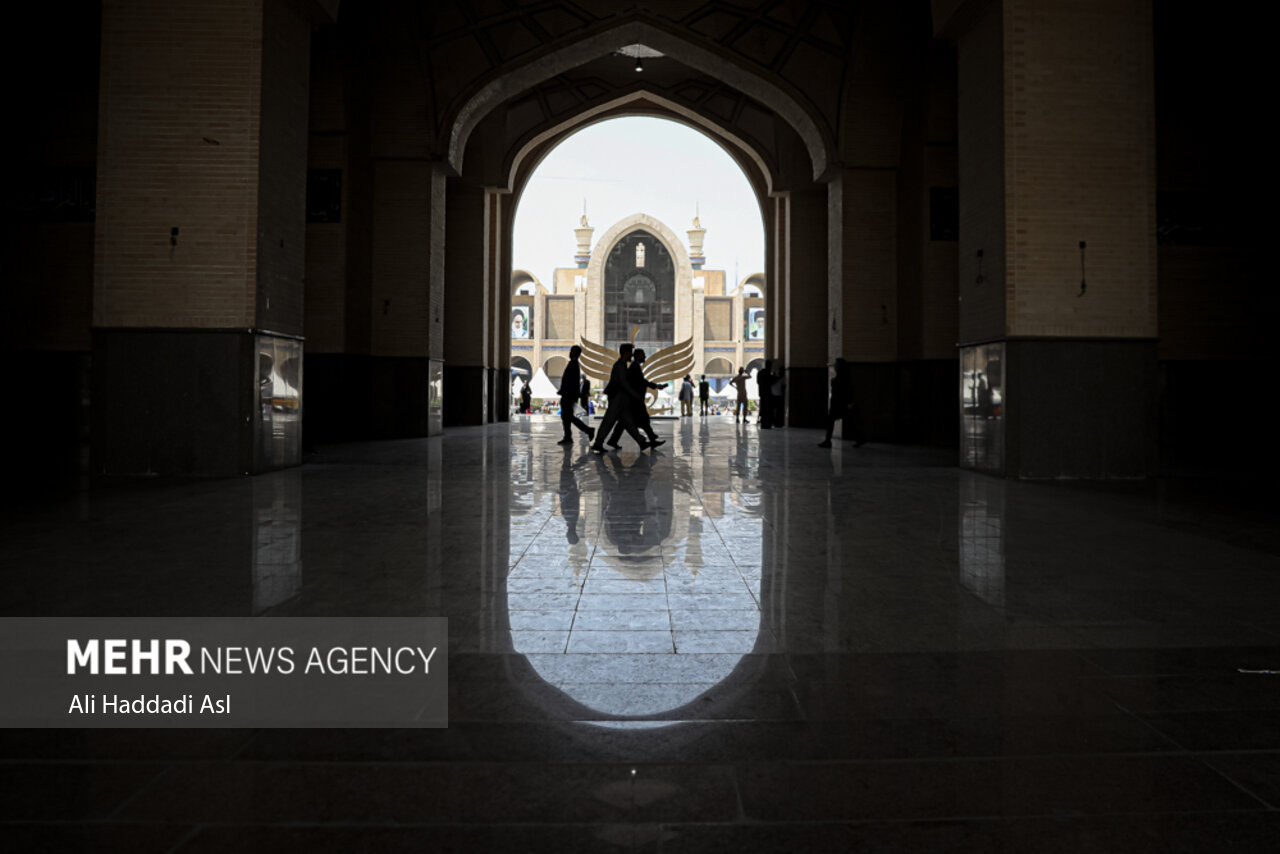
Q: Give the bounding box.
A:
[746,307,765,340]
[511,306,533,339]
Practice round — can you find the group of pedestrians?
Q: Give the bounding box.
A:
[556,343,670,453]
[591,343,668,453]
[556,343,865,451]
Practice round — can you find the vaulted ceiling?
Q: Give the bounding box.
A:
[344,1,878,189]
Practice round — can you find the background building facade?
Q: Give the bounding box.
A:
[512,214,764,391]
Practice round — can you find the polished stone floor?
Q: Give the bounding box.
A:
[2,415,1279,851]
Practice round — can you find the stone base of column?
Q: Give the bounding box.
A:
[8,349,90,492]
[490,367,510,423]
[302,353,371,444]
[844,360,959,446]
[444,365,489,427]
[91,329,302,476]
[304,354,445,441]
[370,357,443,439]
[962,338,1157,479]
[785,366,829,429]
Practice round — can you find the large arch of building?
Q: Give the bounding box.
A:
[5,0,1264,480]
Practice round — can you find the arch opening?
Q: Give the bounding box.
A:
[511,117,767,391]
[503,115,770,721]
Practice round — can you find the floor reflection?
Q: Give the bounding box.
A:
[959,474,1005,608]
[4,417,1279,845]
[252,472,302,614]
[504,438,765,724]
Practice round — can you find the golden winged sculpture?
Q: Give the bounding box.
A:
[579,328,696,415]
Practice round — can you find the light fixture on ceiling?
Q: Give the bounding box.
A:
[614,43,663,73]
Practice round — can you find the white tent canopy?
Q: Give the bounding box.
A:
[715,373,758,400]
[528,367,559,399]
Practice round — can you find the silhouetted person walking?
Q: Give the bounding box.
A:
[607,348,666,449]
[819,358,864,448]
[591,343,646,454]
[557,345,594,445]
[698,375,710,415]
[730,367,749,423]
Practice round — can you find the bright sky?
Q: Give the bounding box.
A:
[512,117,764,288]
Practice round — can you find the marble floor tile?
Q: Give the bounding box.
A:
[4,419,1279,848]
[567,630,675,653]
[572,609,672,631]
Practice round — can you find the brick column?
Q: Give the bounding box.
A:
[783,185,829,428]
[493,192,513,423]
[767,196,788,364]
[955,0,1157,477]
[92,0,311,475]
[368,160,446,436]
[828,167,898,440]
[443,178,491,426]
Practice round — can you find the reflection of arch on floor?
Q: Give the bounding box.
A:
[543,355,568,386]
[511,356,532,376]
[705,358,733,377]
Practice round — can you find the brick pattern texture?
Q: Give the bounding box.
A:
[832,168,898,362]
[957,3,1007,344]
[93,0,309,334]
[95,0,265,329]
[1003,0,1156,338]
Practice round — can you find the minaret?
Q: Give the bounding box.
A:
[574,202,594,268]
[687,209,706,270]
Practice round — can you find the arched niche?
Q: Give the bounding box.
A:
[585,213,696,349]
[705,357,734,376]
[543,355,569,385]
[512,269,545,296]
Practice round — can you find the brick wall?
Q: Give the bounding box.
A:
[304,30,349,353]
[255,0,310,337]
[785,185,827,368]
[370,161,445,358]
[832,168,898,362]
[444,178,490,366]
[956,3,1005,344]
[1002,0,1156,338]
[3,4,100,351]
[94,0,265,329]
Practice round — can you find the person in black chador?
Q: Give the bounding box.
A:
[591,343,646,454]
[607,348,667,450]
[818,357,864,448]
[769,361,786,428]
[758,361,775,428]
[698,374,710,415]
[556,345,595,445]
[519,380,532,414]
